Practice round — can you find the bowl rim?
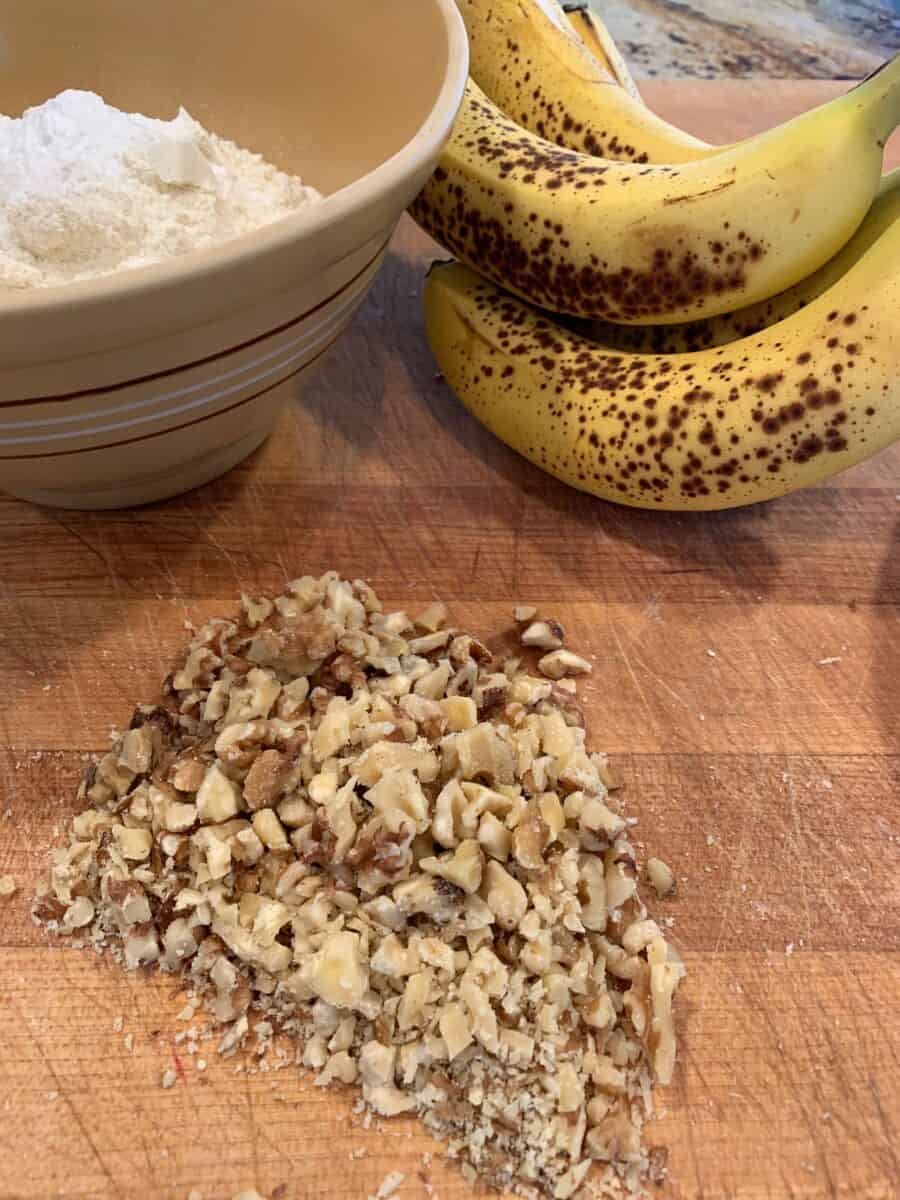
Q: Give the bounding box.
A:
[0,0,469,318]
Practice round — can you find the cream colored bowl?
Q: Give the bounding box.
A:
[0,0,467,508]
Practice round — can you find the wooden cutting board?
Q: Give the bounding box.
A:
[0,82,897,1200]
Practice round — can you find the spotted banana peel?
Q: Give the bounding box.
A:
[423,216,900,510]
[457,0,711,161]
[579,167,900,353]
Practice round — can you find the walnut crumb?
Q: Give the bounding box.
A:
[370,1171,405,1200]
[0,875,17,898]
[537,649,592,679]
[161,1068,177,1089]
[520,620,565,651]
[646,858,676,899]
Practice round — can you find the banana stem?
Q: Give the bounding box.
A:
[851,51,900,146]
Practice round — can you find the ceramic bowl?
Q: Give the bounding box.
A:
[0,0,467,508]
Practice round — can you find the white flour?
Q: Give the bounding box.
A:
[0,89,322,288]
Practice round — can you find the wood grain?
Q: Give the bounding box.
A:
[0,82,897,1200]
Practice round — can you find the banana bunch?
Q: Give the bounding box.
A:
[424,243,900,510]
[412,0,900,509]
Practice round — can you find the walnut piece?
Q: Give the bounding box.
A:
[513,604,538,623]
[646,857,676,899]
[303,931,369,1010]
[113,825,152,861]
[481,861,527,930]
[521,620,565,651]
[414,602,449,634]
[420,840,483,894]
[538,650,593,680]
[196,764,242,823]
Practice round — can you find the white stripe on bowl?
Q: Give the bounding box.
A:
[0,258,380,435]
[0,307,353,447]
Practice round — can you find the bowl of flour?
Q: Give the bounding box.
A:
[0,90,324,290]
[0,0,467,508]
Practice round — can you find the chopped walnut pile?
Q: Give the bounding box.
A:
[34,574,682,1199]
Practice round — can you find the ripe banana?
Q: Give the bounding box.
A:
[423,236,900,510]
[562,2,643,103]
[410,63,900,325]
[456,0,713,162]
[582,167,900,353]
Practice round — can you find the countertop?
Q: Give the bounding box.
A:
[0,81,897,1200]
[593,0,899,79]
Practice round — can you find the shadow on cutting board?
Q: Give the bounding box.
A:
[327,248,899,612]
